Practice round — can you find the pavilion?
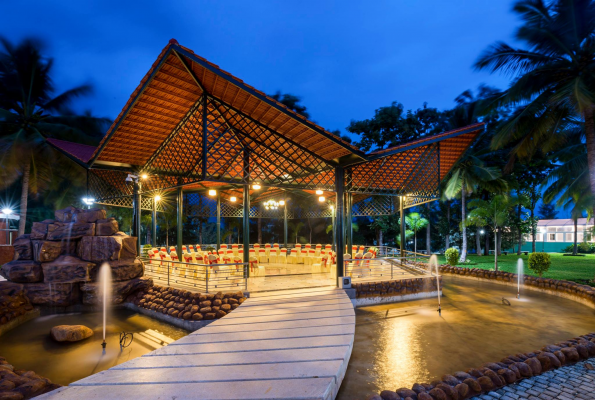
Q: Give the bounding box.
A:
[48,39,484,284]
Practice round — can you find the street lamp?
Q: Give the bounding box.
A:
[2,208,12,245]
[82,197,95,209]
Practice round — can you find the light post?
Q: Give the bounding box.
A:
[152,195,161,247]
[480,230,485,256]
[82,197,95,210]
[2,208,12,245]
[541,227,546,252]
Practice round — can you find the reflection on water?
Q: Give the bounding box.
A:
[0,308,188,386]
[338,275,595,399]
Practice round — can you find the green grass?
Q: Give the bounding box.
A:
[435,253,595,283]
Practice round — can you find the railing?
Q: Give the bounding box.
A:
[343,255,432,282]
[141,257,248,293]
[0,228,18,245]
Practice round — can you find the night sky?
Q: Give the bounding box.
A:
[2,0,519,140]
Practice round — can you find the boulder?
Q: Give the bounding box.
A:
[41,255,95,283]
[32,241,62,263]
[12,235,33,260]
[95,218,119,236]
[73,209,106,224]
[117,234,137,259]
[0,260,43,283]
[30,221,52,240]
[54,206,81,223]
[80,276,153,305]
[23,282,80,307]
[77,236,122,262]
[90,259,143,282]
[50,325,93,342]
[47,222,95,241]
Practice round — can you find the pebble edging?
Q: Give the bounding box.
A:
[124,284,246,322]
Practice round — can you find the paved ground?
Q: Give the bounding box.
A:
[475,359,595,400]
[38,287,355,400]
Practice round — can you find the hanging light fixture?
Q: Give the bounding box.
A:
[315,189,323,195]
[264,200,280,210]
[253,183,261,190]
[154,195,161,202]
[318,196,325,202]
[208,190,216,196]
[279,200,285,206]
[141,174,148,180]
[230,196,237,202]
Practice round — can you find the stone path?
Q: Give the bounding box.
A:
[38,286,355,400]
[475,359,595,400]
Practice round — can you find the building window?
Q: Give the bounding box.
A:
[566,233,573,241]
[549,233,556,241]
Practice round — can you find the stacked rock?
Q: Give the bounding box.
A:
[0,356,61,399]
[367,332,595,400]
[0,282,34,327]
[0,206,152,307]
[126,285,246,321]
[352,276,441,299]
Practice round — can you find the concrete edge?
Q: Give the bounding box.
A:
[121,302,213,332]
[0,308,40,337]
[354,291,440,307]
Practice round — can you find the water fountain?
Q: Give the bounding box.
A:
[517,258,524,299]
[98,262,112,351]
[429,255,441,315]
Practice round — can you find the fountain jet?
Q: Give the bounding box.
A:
[517,258,524,299]
[429,255,441,315]
[98,263,112,351]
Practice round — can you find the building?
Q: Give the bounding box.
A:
[522,218,594,253]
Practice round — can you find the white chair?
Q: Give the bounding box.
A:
[287,248,298,264]
[315,244,322,257]
[258,248,268,263]
[232,243,239,256]
[277,248,287,264]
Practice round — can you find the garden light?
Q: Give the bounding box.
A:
[1,208,12,216]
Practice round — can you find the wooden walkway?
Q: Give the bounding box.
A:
[39,287,355,400]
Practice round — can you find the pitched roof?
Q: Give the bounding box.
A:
[47,138,96,164]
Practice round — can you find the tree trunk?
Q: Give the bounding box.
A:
[573,218,578,255]
[445,202,450,250]
[414,231,417,254]
[476,227,482,256]
[198,221,203,244]
[497,230,503,256]
[459,187,467,262]
[257,218,262,244]
[485,229,490,255]
[494,227,498,271]
[426,203,431,254]
[18,162,30,236]
[584,106,595,214]
[517,204,522,255]
[530,197,537,253]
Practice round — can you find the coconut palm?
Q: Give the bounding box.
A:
[475,0,595,210]
[0,37,109,234]
[404,213,428,254]
[467,195,515,270]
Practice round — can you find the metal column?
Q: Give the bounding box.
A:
[152,197,157,246]
[400,195,405,263]
[243,185,250,271]
[132,180,141,256]
[177,187,183,258]
[346,192,353,255]
[331,208,336,252]
[216,192,221,250]
[283,205,288,248]
[335,166,345,283]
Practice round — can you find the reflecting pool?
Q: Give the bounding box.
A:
[0,308,188,385]
[338,275,595,399]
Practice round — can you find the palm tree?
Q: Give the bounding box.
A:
[543,130,593,254]
[467,195,514,270]
[405,212,428,254]
[0,37,109,234]
[475,0,595,211]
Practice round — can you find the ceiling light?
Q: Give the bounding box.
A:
[279,200,285,206]
[230,196,237,202]
[141,174,148,180]
[318,196,325,202]
[155,195,161,202]
[208,190,216,196]
[253,184,261,190]
[315,190,323,195]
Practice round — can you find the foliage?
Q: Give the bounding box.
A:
[528,252,551,277]
[269,92,310,119]
[142,243,152,256]
[562,242,595,254]
[404,212,429,253]
[538,203,559,220]
[445,247,459,266]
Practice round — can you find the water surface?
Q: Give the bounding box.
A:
[338,275,595,399]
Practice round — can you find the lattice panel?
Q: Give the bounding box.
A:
[89,170,133,201]
[352,196,396,217]
[94,195,163,212]
[345,143,439,196]
[209,97,336,189]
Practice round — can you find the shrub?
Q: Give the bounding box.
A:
[528,252,551,277]
[445,247,459,266]
[561,242,595,254]
[142,244,153,256]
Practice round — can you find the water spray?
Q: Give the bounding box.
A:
[517,258,524,300]
[429,255,441,316]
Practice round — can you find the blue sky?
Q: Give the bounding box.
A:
[2,0,519,139]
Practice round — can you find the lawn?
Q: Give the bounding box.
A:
[434,253,595,284]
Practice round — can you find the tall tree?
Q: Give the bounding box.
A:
[538,203,559,220]
[0,37,109,234]
[405,212,429,254]
[269,92,310,119]
[475,0,595,212]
